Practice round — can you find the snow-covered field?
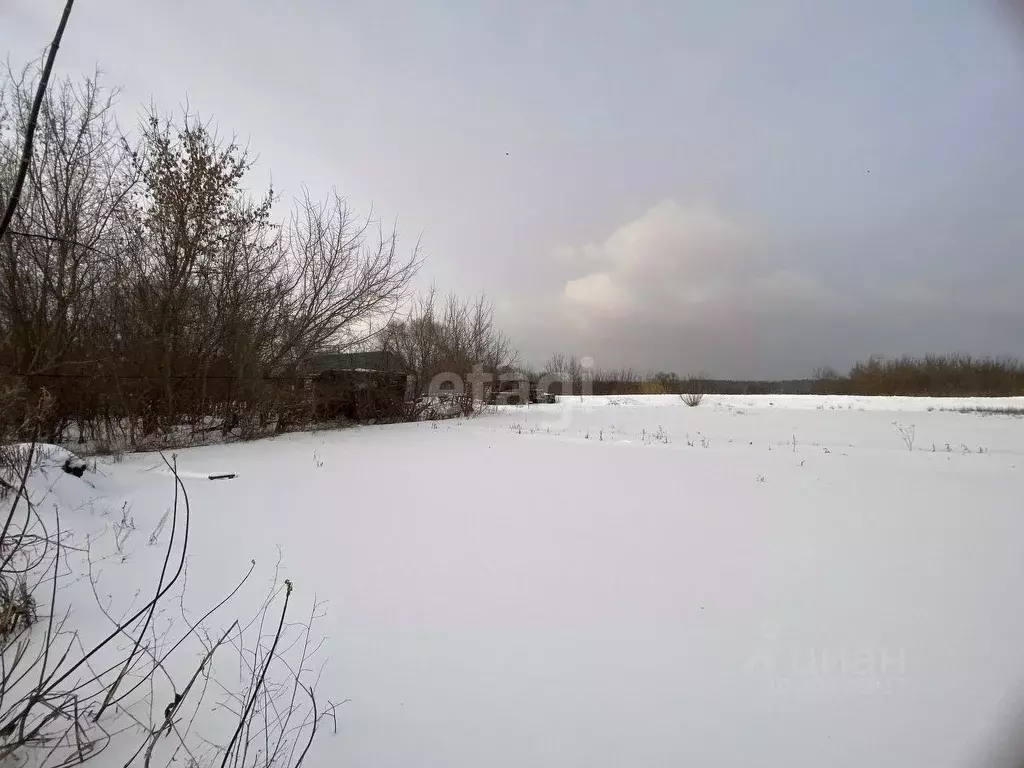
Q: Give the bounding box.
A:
[18,395,1024,767]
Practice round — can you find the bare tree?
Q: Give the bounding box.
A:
[543,353,586,396]
[0,67,137,376]
[383,289,518,401]
[270,188,421,373]
[0,0,77,241]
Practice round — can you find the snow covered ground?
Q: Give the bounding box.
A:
[17,395,1024,767]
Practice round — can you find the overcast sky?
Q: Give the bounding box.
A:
[4,0,1024,378]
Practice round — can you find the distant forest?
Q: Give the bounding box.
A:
[584,355,1024,397]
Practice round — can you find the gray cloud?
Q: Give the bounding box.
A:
[556,200,837,324]
[5,0,1024,378]
[501,199,1024,379]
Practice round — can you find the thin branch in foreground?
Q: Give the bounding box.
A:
[221,580,293,768]
[0,0,78,241]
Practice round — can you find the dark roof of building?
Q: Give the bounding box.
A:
[306,350,405,374]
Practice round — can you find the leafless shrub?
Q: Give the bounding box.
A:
[680,391,704,406]
[893,421,916,451]
[148,510,170,546]
[0,573,36,641]
[1,390,53,510]
[111,501,135,556]
[680,376,706,407]
[642,426,670,444]
[0,452,328,768]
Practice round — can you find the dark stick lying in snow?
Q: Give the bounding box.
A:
[208,474,236,481]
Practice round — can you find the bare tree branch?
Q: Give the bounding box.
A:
[0,0,77,241]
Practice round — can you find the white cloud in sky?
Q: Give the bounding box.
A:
[554,199,832,328]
